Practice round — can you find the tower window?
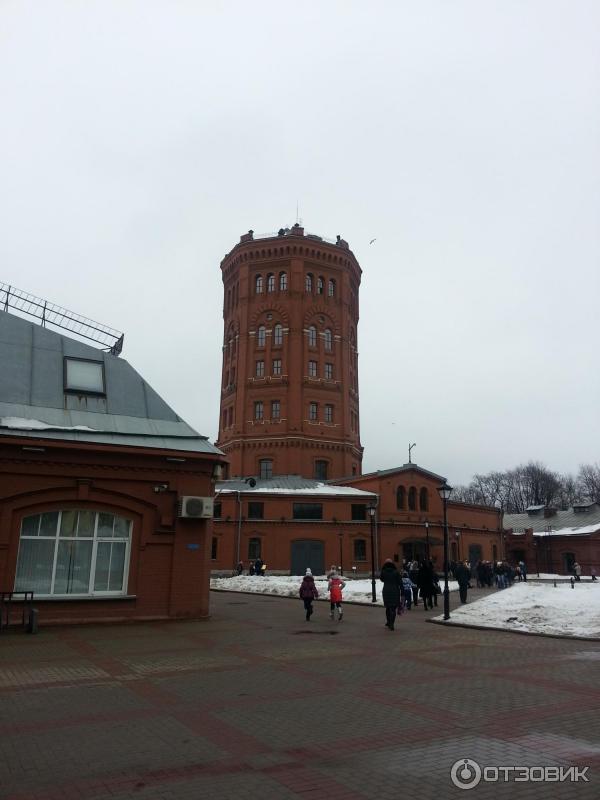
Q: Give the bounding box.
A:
[325,363,333,380]
[305,273,313,293]
[324,329,333,351]
[315,460,328,480]
[273,324,283,346]
[267,273,275,292]
[419,487,429,512]
[308,360,317,377]
[317,276,324,295]
[272,358,282,376]
[271,400,280,420]
[308,326,317,347]
[255,360,265,377]
[279,272,287,291]
[254,401,264,420]
[324,404,333,424]
[328,279,335,297]
[255,275,263,293]
[259,459,273,479]
[309,402,318,421]
[257,326,266,347]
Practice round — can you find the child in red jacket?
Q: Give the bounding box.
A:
[328,571,346,621]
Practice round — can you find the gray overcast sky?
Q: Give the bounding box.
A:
[1,1,598,484]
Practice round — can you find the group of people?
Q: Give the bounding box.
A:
[299,560,445,630]
[237,559,266,576]
[299,565,345,622]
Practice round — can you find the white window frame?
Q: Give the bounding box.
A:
[14,510,132,598]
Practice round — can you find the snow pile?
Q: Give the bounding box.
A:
[435,582,600,638]
[211,574,458,605]
[0,416,97,432]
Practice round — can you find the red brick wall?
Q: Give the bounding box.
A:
[0,436,218,624]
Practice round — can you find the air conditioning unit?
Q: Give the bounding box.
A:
[178,496,214,519]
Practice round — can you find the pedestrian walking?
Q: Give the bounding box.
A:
[380,559,403,631]
[254,557,263,576]
[328,570,345,621]
[455,560,471,604]
[592,567,597,582]
[236,561,244,575]
[573,562,582,582]
[299,568,319,621]
[417,560,436,610]
[408,559,420,607]
[401,571,414,610]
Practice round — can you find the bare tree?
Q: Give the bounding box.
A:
[578,463,600,503]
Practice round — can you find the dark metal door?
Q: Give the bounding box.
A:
[290,540,324,576]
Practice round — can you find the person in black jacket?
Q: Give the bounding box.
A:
[418,560,436,610]
[380,559,403,631]
[455,561,471,603]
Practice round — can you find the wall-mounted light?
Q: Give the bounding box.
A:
[22,446,46,453]
[153,484,169,493]
[166,457,186,463]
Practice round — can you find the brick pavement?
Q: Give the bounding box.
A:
[0,587,599,799]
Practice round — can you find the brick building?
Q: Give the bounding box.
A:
[212,226,502,574]
[0,302,225,624]
[504,501,600,576]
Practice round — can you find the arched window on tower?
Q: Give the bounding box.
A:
[328,279,335,297]
[308,326,317,347]
[257,326,266,348]
[273,324,283,346]
[255,275,263,293]
[419,487,429,512]
[266,273,275,292]
[279,271,287,291]
[305,273,313,293]
[324,329,333,352]
[408,487,417,511]
[396,486,405,510]
[317,276,324,295]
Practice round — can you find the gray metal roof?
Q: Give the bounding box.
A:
[329,463,447,485]
[216,475,376,497]
[505,504,600,534]
[0,310,222,456]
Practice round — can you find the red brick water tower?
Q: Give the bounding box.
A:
[216,224,363,480]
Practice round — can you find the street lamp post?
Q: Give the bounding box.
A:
[338,533,343,575]
[437,483,453,621]
[425,521,430,559]
[367,503,377,603]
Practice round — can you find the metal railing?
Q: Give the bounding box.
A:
[1,283,124,355]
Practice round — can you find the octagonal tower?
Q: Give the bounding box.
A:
[216,224,363,481]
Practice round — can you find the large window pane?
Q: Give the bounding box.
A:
[39,512,59,537]
[60,510,77,537]
[94,542,126,592]
[21,515,40,537]
[54,541,92,594]
[98,513,114,537]
[14,539,56,593]
[77,510,95,537]
[113,516,130,539]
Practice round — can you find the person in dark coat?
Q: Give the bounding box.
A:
[380,559,403,630]
[299,568,319,621]
[455,561,471,603]
[408,559,420,607]
[417,560,436,610]
[254,557,263,576]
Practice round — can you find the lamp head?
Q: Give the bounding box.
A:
[437,483,453,501]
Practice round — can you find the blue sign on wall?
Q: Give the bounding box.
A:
[186,543,200,550]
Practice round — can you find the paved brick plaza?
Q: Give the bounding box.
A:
[1,589,599,799]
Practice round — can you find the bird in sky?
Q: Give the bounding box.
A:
[369,238,377,244]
